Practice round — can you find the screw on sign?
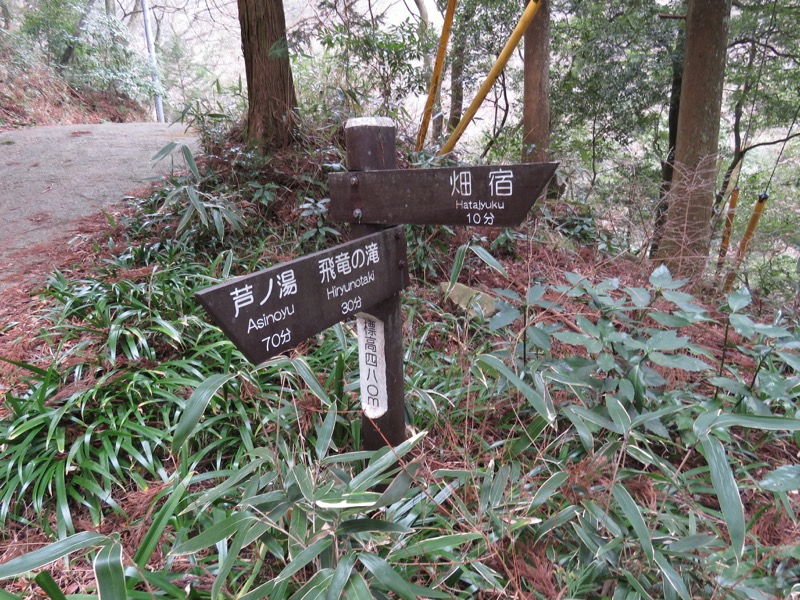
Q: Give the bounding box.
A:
[195,227,409,365]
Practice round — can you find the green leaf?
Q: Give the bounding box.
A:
[646,330,689,352]
[151,141,178,162]
[624,286,651,308]
[358,553,449,600]
[447,244,468,295]
[727,288,752,312]
[531,472,568,508]
[476,354,556,423]
[337,519,411,535]
[171,512,256,555]
[612,483,653,563]
[290,357,331,407]
[469,245,508,278]
[552,330,593,347]
[650,265,680,289]
[0,532,107,578]
[729,313,755,337]
[181,144,201,180]
[348,431,427,492]
[699,434,744,560]
[606,395,631,434]
[527,284,546,303]
[759,465,800,492]
[315,404,337,461]
[325,552,357,600]
[488,303,520,330]
[526,325,552,351]
[94,540,126,600]
[273,536,332,586]
[374,461,421,508]
[390,533,482,559]
[133,476,189,567]
[654,550,691,600]
[173,372,239,450]
[33,572,66,600]
[649,352,711,372]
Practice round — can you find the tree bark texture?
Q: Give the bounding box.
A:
[655,0,731,280]
[237,0,297,151]
[448,34,466,133]
[522,0,550,163]
[650,25,684,258]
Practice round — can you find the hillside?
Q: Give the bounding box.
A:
[0,34,146,130]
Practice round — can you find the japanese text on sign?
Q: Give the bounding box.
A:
[195,227,408,365]
[357,313,388,419]
[449,168,515,226]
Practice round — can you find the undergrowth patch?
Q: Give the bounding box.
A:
[1,126,799,599]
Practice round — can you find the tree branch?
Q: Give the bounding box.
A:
[728,38,800,64]
[745,130,800,153]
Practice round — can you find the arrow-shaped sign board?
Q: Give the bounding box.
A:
[196,227,409,364]
[329,162,558,227]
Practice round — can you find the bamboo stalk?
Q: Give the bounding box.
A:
[715,186,739,275]
[438,0,543,156]
[416,0,457,153]
[722,192,768,293]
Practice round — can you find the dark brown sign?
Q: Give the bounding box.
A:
[329,162,558,227]
[196,227,409,364]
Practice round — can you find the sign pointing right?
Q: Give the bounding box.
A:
[329,162,558,227]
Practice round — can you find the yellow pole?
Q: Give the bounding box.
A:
[715,186,739,275]
[723,192,769,293]
[416,0,457,153]
[438,0,543,156]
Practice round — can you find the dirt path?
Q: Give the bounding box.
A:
[0,122,198,290]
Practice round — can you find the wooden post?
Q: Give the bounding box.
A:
[344,118,408,450]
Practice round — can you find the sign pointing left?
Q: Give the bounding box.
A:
[196,227,409,364]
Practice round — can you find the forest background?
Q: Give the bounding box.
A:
[1,0,800,598]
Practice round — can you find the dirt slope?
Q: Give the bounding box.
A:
[0,122,198,290]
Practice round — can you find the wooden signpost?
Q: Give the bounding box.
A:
[196,227,409,365]
[196,116,557,452]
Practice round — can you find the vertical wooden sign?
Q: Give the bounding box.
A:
[345,117,408,450]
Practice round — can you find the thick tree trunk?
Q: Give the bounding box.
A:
[654,0,731,280]
[650,26,684,258]
[522,0,550,163]
[237,0,297,151]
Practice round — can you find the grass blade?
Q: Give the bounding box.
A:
[612,482,654,563]
[33,572,66,600]
[0,532,107,579]
[93,540,126,600]
[133,476,189,567]
[699,433,745,560]
[173,372,239,450]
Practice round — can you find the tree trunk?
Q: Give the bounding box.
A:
[60,0,98,67]
[654,0,731,280]
[0,0,11,30]
[522,0,550,163]
[237,0,297,151]
[448,42,465,132]
[650,25,684,258]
